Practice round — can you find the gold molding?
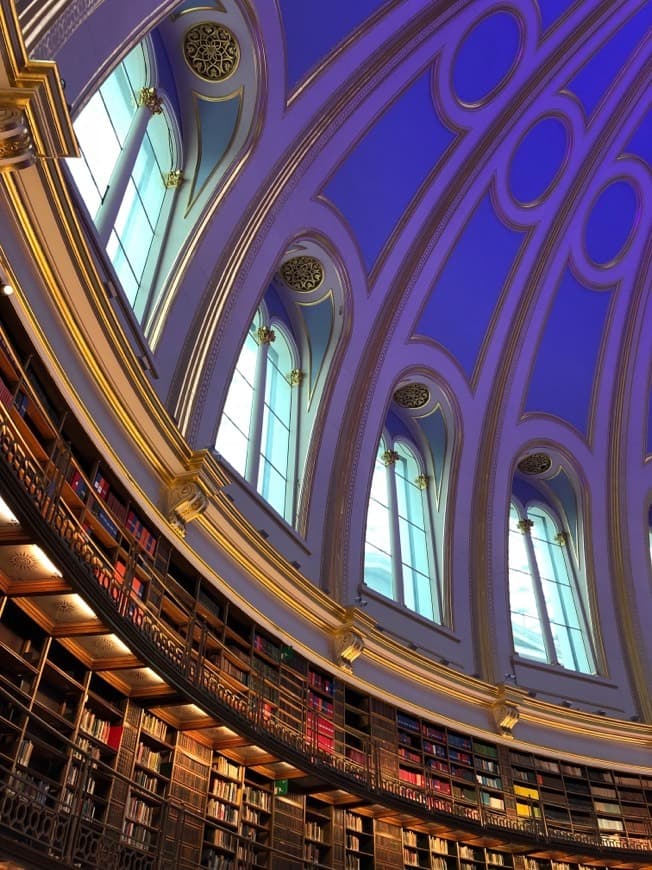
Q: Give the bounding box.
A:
[0,3,76,159]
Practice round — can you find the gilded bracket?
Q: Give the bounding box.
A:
[332,606,375,673]
[166,450,226,535]
[493,689,520,738]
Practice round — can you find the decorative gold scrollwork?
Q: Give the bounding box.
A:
[517,452,552,475]
[393,382,430,409]
[184,23,240,81]
[279,256,325,292]
[137,87,163,115]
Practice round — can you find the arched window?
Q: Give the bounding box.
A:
[508,501,595,674]
[363,436,442,622]
[215,312,299,523]
[67,42,180,319]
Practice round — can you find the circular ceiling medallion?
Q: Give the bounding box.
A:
[184,23,240,82]
[517,453,552,475]
[280,256,324,292]
[393,383,430,409]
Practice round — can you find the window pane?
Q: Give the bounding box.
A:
[511,611,547,661]
[527,506,595,674]
[99,65,137,145]
[72,93,121,203]
[258,332,293,518]
[112,178,154,281]
[508,505,547,661]
[364,544,393,599]
[133,128,167,226]
[215,322,258,475]
[364,444,393,598]
[106,231,139,305]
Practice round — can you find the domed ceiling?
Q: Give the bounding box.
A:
[32,0,652,719]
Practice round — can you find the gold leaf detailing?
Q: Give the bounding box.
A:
[286,369,304,386]
[279,256,324,292]
[256,326,275,345]
[184,23,240,81]
[393,382,430,409]
[165,170,184,188]
[137,87,163,115]
[517,452,552,475]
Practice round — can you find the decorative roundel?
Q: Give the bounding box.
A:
[280,256,324,292]
[517,453,552,475]
[393,383,430,409]
[184,23,240,81]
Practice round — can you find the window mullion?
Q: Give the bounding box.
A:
[521,521,558,665]
[385,455,404,607]
[94,98,152,246]
[560,535,595,671]
[420,478,442,624]
[246,330,270,485]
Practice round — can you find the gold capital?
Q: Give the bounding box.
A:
[517,518,533,533]
[138,87,163,115]
[256,326,275,345]
[164,169,184,188]
[555,531,568,546]
[287,369,304,386]
[381,449,400,467]
[415,474,429,490]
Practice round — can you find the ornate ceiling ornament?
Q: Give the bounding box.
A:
[393,383,430,409]
[8,551,36,572]
[184,23,240,82]
[517,452,551,475]
[279,256,324,292]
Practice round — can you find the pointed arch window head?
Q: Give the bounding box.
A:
[364,437,442,624]
[215,311,299,524]
[508,502,595,674]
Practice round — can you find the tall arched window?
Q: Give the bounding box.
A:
[363,437,441,622]
[508,501,595,674]
[67,41,181,319]
[215,312,299,523]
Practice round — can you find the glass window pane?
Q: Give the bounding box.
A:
[112,178,154,281]
[133,130,166,226]
[73,94,121,198]
[364,543,393,599]
[364,444,393,598]
[511,612,547,661]
[99,65,137,145]
[106,231,139,305]
[215,320,258,474]
[258,460,286,517]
